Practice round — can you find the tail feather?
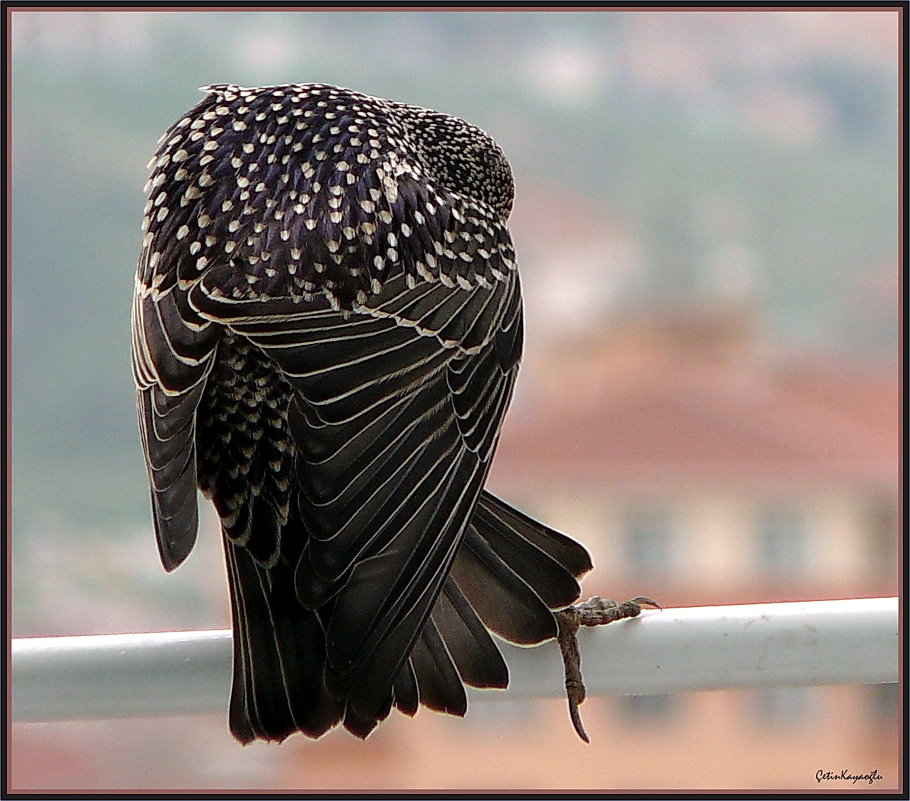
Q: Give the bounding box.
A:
[225,542,286,742]
[392,657,420,717]
[432,577,508,689]
[225,490,590,741]
[342,704,382,739]
[225,539,343,743]
[409,617,468,716]
[225,545,255,744]
[450,523,560,645]
[468,505,582,609]
[476,491,593,580]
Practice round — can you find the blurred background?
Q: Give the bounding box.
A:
[10,8,900,792]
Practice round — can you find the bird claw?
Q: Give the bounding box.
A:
[554,595,661,743]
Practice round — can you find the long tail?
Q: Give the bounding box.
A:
[223,537,343,743]
[224,490,593,742]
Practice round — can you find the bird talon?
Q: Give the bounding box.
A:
[555,593,660,742]
[629,595,662,610]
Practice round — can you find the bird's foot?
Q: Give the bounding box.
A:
[554,596,661,743]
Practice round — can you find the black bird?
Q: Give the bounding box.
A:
[132,83,593,743]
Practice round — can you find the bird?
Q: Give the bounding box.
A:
[131,82,593,743]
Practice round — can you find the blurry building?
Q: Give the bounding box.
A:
[491,295,899,606]
[279,294,899,791]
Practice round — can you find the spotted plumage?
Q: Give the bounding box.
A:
[132,83,592,742]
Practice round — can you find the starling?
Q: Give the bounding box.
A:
[131,82,593,743]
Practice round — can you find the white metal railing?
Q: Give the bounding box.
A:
[11,597,898,723]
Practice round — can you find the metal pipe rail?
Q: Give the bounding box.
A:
[11,597,898,723]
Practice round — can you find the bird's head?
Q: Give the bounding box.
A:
[392,104,515,222]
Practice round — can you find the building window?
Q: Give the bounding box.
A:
[865,497,898,572]
[866,683,899,723]
[615,693,679,725]
[623,506,675,575]
[751,687,815,727]
[755,507,806,574]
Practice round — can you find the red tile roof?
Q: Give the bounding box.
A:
[490,308,899,494]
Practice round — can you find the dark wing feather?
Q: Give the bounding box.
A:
[189,263,520,722]
[131,282,219,571]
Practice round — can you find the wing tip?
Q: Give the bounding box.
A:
[154,514,198,572]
